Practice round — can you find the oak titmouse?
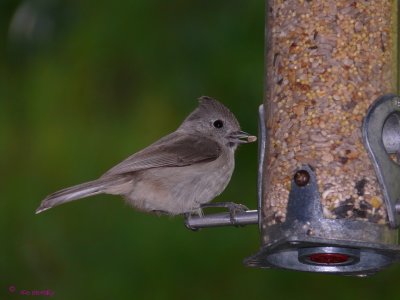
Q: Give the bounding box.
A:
[36,96,256,215]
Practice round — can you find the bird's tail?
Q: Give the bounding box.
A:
[36,176,130,214]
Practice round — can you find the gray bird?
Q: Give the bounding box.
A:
[36,96,256,216]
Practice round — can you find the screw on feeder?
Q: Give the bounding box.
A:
[392,96,400,109]
[294,170,310,187]
[396,200,400,214]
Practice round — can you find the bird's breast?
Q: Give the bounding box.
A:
[126,150,235,214]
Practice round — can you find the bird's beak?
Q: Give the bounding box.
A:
[228,130,257,144]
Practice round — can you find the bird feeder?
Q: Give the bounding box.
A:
[185,0,400,276]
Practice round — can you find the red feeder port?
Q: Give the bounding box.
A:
[308,253,350,264]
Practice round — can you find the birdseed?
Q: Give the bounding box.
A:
[263,0,397,225]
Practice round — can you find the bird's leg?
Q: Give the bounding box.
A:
[200,202,249,212]
[200,202,249,227]
[151,210,170,216]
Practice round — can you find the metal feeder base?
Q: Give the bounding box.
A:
[245,163,400,276]
[244,237,400,276]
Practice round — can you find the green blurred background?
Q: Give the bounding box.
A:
[1,0,399,299]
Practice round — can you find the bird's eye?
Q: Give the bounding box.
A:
[213,120,224,128]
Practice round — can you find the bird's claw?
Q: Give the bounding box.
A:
[199,202,249,227]
[184,212,200,231]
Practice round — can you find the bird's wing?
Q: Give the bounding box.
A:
[102,132,222,176]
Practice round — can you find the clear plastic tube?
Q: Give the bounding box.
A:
[263,0,398,225]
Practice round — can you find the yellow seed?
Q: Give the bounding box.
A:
[371,196,382,209]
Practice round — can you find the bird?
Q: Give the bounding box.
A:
[35,96,257,216]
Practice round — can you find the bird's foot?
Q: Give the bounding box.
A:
[200,202,249,227]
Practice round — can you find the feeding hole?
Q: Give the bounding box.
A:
[294,170,310,187]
